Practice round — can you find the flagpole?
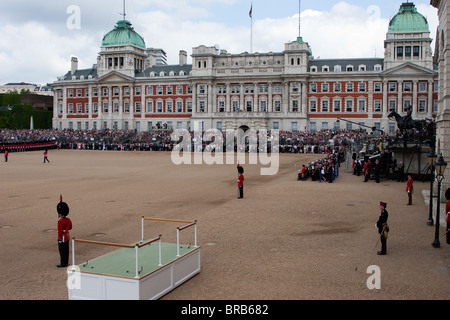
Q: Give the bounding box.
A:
[250,2,253,53]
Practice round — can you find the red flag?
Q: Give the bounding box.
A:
[249,5,252,18]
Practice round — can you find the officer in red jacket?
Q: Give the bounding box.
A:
[406,175,414,205]
[57,199,72,268]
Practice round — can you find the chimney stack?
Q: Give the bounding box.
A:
[179,50,187,66]
[71,57,78,75]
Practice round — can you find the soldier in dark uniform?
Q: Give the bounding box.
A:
[374,159,381,183]
[376,202,389,255]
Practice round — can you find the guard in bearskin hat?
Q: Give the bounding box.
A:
[237,164,244,199]
[57,196,72,268]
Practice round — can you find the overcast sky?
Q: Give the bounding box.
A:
[0,0,438,86]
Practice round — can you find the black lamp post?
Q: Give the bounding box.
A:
[432,154,447,248]
[427,151,437,226]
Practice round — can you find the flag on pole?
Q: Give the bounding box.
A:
[249,4,252,18]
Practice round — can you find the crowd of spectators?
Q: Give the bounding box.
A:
[0,128,389,154]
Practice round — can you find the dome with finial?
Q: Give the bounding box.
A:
[388,2,429,33]
[102,20,146,49]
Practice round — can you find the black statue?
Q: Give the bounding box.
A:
[388,107,427,132]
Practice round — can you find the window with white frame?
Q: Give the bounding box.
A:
[358,100,366,112]
[374,100,382,112]
[309,100,317,112]
[418,99,427,113]
[135,102,141,113]
[346,83,353,92]
[403,99,412,112]
[114,102,119,113]
[310,83,317,93]
[68,103,74,114]
[274,100,281,112]
[358,83,366,92]
[389,82,397,92]
[333,100,341,112]
[321,100,329,112]
[346,100,354,112]
[260,100,267,112]
[147,101,153,113]
[334,83,341,92]
[322,83,329,92]
[419,82,427,92]
[389,100,396,112]
[177,101,183,113]
[76,103,82,113]
[166,101,173,112]
[232,100,239,112]
[124,102,130,113]
[404,82,412,92]
[292,100,299,112]
[218,100,225,112]
[374,82,382,92]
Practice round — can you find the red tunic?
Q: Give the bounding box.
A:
[58,217,72,242]
[406,178,413,192]
[238,174,244,187]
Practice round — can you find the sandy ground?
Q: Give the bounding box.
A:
[0,149,448,300]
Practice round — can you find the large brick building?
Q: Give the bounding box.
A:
[52,2,438,133]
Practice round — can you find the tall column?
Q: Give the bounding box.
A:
[240,83,244,111]
[413,80,418,118]
[283,82,289,116]
[397,81,403,114]
[428,79,434,118]
[226,83,230,113]
[192,84,197,116]
[268,82,273,113]
[253,82,258,112]
[301,81,307,117]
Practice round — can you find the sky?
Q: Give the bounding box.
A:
[0,0,438,86]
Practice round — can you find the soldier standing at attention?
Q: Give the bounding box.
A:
[237,164,244,199]
[376,202,389,255]
[406,175,414,205]
[57,197,72,268]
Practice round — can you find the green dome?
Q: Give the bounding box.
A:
[388,2,429,33]
[102,20,145,49]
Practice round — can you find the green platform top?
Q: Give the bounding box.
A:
[102,20,146,49]
[388,2,429,33]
